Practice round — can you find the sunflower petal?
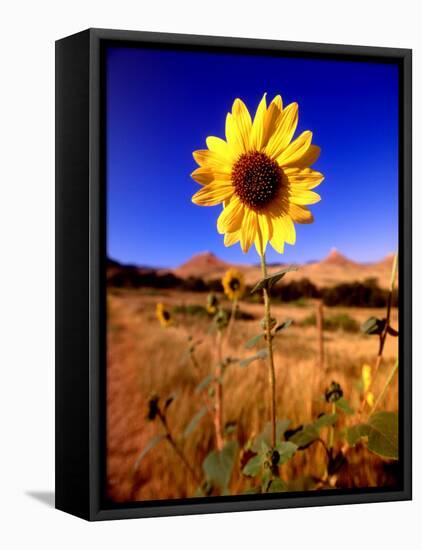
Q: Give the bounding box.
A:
[206,136,235,163]
[255,213,273,255]
[272,215,296,245]
[265,102,299,159]
[295,144,321,168]
[270,233,285,254]
[192,182,234,206]
[240,208,257,253]
[290,189,321,205]
[277,130,313,167]
[217,197,244,234]
[231,98,252,153]
[285,167,324,190]
[249,93,267,151]
[289,204,314,224]
[191,167,215,185]
[262,95,283,147]
[224,230,241,247]
[192,149,231,172]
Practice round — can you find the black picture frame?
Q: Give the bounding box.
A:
[55,28,412,521]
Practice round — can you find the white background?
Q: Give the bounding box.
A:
[0,1,419,548]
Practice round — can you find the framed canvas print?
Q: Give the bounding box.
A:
[55,28,412,521]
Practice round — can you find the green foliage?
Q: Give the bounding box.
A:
[275,441,298,464]
[242,454,262,477]
[347,411,398,460]
[269,278,320,302]
[288,425,319,448]
[173,304,210,318]
[109,261,398,308]
[287,414,338,449]
[335,397,354,415]
[183,406,208,437]
[314,413,338,429]
[322,279,397,308]
[239,349,268,367]
[195,374,216,394]
[301,313,360,333]
[243,439,297,493]
[244,320,292,350]
[133,434,166,472]
[203,441,239,493]
[251,420,291,452]
[274,319,293,333]
[361,316,386,335]
[244,333,265,349]
[250,265,298,294]
[266,478,287,493]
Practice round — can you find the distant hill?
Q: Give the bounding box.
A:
[172,248,396,289]
[174,251,230,279]
[108,248,397,291]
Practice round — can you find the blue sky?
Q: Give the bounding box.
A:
[106,45,398,268]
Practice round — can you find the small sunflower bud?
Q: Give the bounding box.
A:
[271,450,280,467]
[324,381,343,403]
[260,316,277,331]
[206,293,219,314]
[147,395,160,421]
[215,309,229,330]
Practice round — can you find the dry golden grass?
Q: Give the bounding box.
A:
[106,289,399,502]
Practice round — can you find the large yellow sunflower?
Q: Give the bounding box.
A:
[191,94,324,255]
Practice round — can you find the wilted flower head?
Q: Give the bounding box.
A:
[147,395,160,421]
[214,308,229,331]
[206,293,219,314]
[156,302,173,327]
[222,268,245,301]
[324,381,343,403]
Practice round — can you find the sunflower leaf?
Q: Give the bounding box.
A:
[252,419,291,452]
[250,265,298,294]
[133,434,166,472]
[348,412,398,460]
[203,441,238,492]
[387,325,399,337]
[335,397,354,415]
[195,374,216,394]
[275,441,298,464]
[244,333,265,349]
[242,454,262,477]
[239,349,268,367]
[183,406,208,438]
[361,316,386,335]
[267,478,288,493]
[274,319,293,333]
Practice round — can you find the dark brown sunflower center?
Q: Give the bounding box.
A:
[229,278,240,291]
[232,151,282,209]
[163,310,171,321]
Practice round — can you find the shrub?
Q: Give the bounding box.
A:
[301,312,360,333]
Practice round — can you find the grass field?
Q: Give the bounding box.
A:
[106,288,399,502]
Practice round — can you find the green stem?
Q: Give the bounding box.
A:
[360,252,398,416]
[158,412,201,485]
[225,297,238,346]
[214,330,224,450]
[328,402,336,450]
[260,252,277,448]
